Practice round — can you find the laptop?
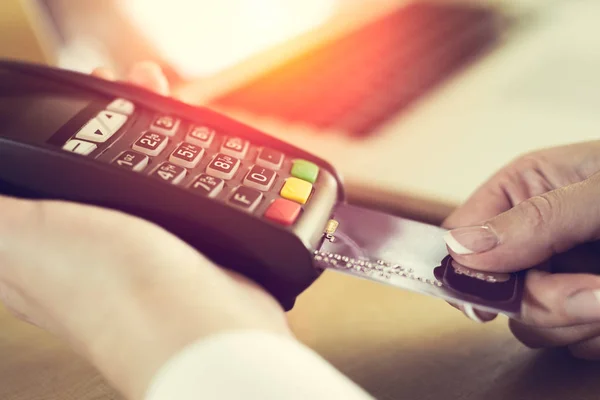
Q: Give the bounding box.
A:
[169,0,600,222]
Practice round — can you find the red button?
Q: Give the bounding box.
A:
[264,199,302,226]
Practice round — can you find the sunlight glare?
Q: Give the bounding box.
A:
[120,0,339,78]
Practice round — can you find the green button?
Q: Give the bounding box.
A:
[291,159,319,183]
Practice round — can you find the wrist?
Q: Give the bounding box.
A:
[77,267,290,400]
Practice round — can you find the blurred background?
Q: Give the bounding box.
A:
[2,0,600,222]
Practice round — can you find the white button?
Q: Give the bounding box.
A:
[220,137,249,158]
[189,174,224,198]
[243,165,276,191]
[151,162,187,185]
[256,148,284,170]
[113,151,149,172]
[97,111,127,134]
[75,118,115,143]
[169,143,204,168]
[151,115,180,136]
[187,126,215,148]
[228,186,263,213]
[206,154,240,180]
[132,132,169,157]
[107,98,135,115]
[62,139,97,155]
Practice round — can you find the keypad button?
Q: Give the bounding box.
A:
[189,174,224,198]
[291,159,319,183]
[169,142,204,168]
[229,186,262,212]
[132,132,169,156]
[243,165,276,191]
[264,199,302,226]
[107,98,135,115]
[62,139,97,155]
[220,137,249,158]
[151,115,180,136]
[187,126,215,148]
[206,153,240,180]
[75,118,115,143]
[280,177,313,204]
[97,110,127,134]
[151,162,186,184]
[256,148,284,170]
[113,151,149,172]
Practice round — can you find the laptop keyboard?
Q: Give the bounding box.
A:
[210,2,503,138]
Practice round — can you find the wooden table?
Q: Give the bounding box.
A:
[3,270,600,400]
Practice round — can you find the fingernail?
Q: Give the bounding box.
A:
[565,290,600,322]
[444,226,498,255]
[462,304,484,323]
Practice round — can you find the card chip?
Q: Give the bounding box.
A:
[324,219,339,241]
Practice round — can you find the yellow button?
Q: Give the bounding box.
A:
[280,177,312,204]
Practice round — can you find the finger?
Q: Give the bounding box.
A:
[442,154,561,230]
[444,172,600,272]
[447,301,497,323]
[509,319,600,349]
[91,67,116,81]
[442,170,521,229]
[515,270,600,328]
[461,304,497,323]
[126,61,170,96]
[568,335,600,360]
[549,242,600,274]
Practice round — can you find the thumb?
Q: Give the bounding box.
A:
[444,173,600,272]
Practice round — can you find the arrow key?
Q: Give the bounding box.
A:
[97,110,127,134]
[75,118,116,143]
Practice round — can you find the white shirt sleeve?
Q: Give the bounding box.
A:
[144,331,375,400]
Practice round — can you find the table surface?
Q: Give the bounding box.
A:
[2,270,600,400]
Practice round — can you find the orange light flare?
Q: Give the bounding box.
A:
[119,0,340,79]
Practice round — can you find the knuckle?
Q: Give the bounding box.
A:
[518,194,557,230]
[510,152,545,173]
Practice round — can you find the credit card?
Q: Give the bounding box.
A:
[313,203,525,318]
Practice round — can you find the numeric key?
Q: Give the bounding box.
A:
[220,137,249,158]
[170,142,204,168]
[133,132,169,156]
[151,162,186,184]
[151,115,180,136]
[113,150,149,172]
[206,153,240,180]
[243,165,276,191]
[189,174,224,198]
[187,126,215,148]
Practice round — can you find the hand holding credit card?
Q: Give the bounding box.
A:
[313,204,525,318]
